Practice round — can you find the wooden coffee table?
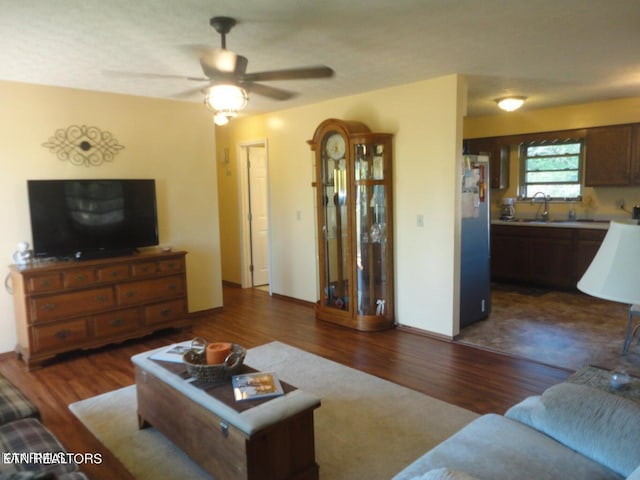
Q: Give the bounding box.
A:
[131,347,321,480]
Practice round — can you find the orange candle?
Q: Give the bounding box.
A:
[206,342,232,365]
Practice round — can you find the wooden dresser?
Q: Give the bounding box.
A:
[10,250,189,369]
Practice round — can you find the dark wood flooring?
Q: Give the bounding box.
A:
[0,286,572,480]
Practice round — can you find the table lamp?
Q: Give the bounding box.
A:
[577,221,640,354]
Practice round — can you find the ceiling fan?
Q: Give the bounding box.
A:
[108,16,334,124]
[199,16,335,102]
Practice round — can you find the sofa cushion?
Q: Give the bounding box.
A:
[506,382,640,477]
[0,418,79,476]
[391,414,622,480]
[0,377,39,425]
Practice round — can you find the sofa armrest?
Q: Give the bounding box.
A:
[412,468,480,480]
[627,465,640,480]
[0,375,40,425]
[506,382,640,477]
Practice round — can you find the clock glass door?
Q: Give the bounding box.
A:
[321,132,349,311]
[355,142,388,315]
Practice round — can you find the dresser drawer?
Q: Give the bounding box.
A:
[158,259,184,274]
[63,268,98,289]
[97,264,130,282]
[131,261,157,278]
[116,276,185,306]
[30,287,114,323]
[32,319,89,353]
[92,308,139,338]
[143,299,186,326]
[27,273,63,294]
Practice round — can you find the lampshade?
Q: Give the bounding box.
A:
[495,96,527,112]
[577,221,640,305]
[205,84,248,111]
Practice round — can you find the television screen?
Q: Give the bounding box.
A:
[27,179,159,259]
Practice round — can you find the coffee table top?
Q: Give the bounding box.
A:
[132,346,321,436]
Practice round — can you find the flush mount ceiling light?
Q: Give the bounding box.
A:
[205,84,249,125]
[495,96,527,112]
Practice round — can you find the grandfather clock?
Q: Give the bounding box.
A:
[308,118,394,331]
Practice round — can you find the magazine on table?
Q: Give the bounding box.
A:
[149,340,193,363]
[232,372,284,402]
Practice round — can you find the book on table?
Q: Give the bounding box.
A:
[232,372,284,402]
[149,340,193,363]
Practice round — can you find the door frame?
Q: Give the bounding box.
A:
[237,139,272,290]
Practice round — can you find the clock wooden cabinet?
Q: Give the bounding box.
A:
[308,118,394,331]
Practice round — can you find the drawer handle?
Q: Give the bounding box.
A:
[96,294,108,302]
[125,290,136,298]
[160,308,172,317]
[140,266,150,273]
[111,318,124,327]
[42,303,56,311]
[54,329,71,339]
[109,271,120,277]
[40,279,51,287]
[75,274,87,281]
[168,283,177,291]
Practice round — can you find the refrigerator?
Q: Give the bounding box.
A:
[460,154,491,328]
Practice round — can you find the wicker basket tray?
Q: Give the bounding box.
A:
[183,341,246,384]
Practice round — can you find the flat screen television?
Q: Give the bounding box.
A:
[27,179,159,260]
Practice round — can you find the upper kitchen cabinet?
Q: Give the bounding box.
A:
[585,124,640,186]
[308,118,394,332]
[465,137,510,189]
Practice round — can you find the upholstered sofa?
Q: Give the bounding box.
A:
[0,374,87,480]
[393,381,640,480]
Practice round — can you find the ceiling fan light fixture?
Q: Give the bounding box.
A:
[205,84,249,122]
[213,113,230,126]
[495,96,527,112]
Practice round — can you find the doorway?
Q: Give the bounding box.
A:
[238,141,271,290]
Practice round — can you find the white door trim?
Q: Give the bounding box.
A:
[237,139,271,291]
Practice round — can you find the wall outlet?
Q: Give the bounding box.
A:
[616,199,625,210]
[416,214,424,227]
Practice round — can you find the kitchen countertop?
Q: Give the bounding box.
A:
[491,219,610,230]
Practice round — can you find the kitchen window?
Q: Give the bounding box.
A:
[519,139,583,200]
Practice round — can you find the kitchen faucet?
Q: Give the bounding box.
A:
[531,191,550,221]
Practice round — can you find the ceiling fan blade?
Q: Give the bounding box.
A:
[172,85,210,99]
[103,69,208,82]
[243,82,297,101]
[242,66,334,82]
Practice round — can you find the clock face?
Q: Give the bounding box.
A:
[325,133,346,160]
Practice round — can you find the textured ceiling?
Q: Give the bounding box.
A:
[2,0,640,117]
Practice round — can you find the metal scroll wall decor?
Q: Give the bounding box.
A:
[42,125,124,166]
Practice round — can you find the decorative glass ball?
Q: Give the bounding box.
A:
[609,369,630,390]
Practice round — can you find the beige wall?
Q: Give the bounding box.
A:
[217,74,466,336]
[0,81,223,354]
[464,97,640,222]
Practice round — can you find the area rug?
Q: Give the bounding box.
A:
[69,341,478,480]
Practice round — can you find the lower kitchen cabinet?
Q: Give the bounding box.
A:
[491,225,606,289]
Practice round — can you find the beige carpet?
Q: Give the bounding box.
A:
[69,341,478,480]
